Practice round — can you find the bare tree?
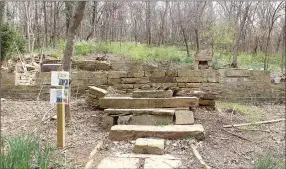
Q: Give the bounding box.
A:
[62,1,86,122]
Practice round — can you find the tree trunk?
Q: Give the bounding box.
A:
[43,2,48,47]
[146,1,151,45]
[159,1,169,46]
[52,2,58,47]
[24,2,31,53]
[86,1,98,41]
[231,3,251,68]
[0,2,6,24]
[177,3,190,57]
[65,2,73,38]
[62,1,86,122]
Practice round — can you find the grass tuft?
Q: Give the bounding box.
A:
[254,153,285,169]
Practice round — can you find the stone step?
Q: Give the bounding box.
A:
[175,110,194,125]
[99,97,198,109]
[132,90,173,98]
[105,108,175,116]
[133,138,165,155]
[109,124,205,141]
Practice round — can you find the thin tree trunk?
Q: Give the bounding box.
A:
[62,1,86,122]
[65,2,73,38]
[177,3,190,57]
[0,2,6,24]
[43,2,48,47]
[231,3,251,68]
[86,1,97,41]
[146,1,151,45]
[52,2,57,47]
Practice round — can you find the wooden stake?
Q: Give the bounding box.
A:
[57,86,65,149]
[57,101,65,149]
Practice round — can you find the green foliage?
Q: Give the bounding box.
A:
[216,102,266,122]
[0,24,26,61]
[156,121,170,126]
[1,135,55,169]
[254,153,285,169]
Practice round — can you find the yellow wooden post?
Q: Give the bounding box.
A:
[57,86,65,149]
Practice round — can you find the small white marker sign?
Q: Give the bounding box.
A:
[51,71,70,88]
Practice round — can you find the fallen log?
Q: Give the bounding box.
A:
[191,144,211,169]
[223,118,285,128]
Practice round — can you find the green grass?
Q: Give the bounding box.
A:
[216,102,266,123]
[254,153,285,169]
[213,51,282,72]
[156,121,170,126]
[35,40,282,71]
[1,135,57,169]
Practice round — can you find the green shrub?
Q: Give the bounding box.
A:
[0,24,26,61]
[254,153,285,169]
[1,135,55,169]
[183,57,193,63]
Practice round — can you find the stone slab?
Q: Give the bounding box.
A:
[132,90,173,98]
[133,138,165,155]
[114,153,179,160]
[88,86,108,98]
[105,109,175,116]
[109,124,205,141]
[41,64,62,72]
[199,99,215,106]
[99,97,198,109]
[97,157,139,169]
[108,71,127,78]
[144,158,182,169]
[175,111,194,125]
[102,115,115,130]
[117,115,173,125]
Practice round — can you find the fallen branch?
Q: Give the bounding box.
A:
[84,140,103,169]
[191,144,211,169]
[223,118,285,128]
[222,129,252,142]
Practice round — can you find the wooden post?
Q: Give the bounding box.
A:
[56,86,65,149]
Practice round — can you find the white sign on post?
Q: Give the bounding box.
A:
[50,71,70,104]
[50,89,69,104]
[51,71,70,88]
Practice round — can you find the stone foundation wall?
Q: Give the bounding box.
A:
[1,68,284,103]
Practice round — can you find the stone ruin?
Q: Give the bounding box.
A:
[194,49,213,70]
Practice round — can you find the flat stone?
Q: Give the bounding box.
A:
[102,115,115,130]
[149,77,175,83]
[132,90,173,98]
[88,86,108,98]
[175,77,207,83]
[97,157,139,169]
[41,64,62,72]
[108,71,127,78]
[105,109,175,116]
[133,138,165,155]
[144,158,182,169]
[126,115,173,125]
[114,153,179,159]
[99,97,198,109]
[109,124,205,141]
[175,111,194,125]
[121,77,150,84]
[117,115,132,125]
[225,69,250,77]
[199,99,215,106]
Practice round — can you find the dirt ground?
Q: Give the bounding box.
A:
[1,98,285,169]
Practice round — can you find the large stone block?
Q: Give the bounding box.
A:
[102,115,115,130]
[105,108,175,116]
[175,77,207,83]
[199,99,215,106]
[186,83,201,88]
[145,70,166,77]
[41,64,62,72]
[121,77,150,84]
[109,124,205,141]
[134,84,151,90]
[99,97,199,109]
[132,90,173,98]
[133,138,165,155]
[108,71,127,78]
[165,71,178,77]
[175,111,194,125]
[127,71,145,78]
[149,77,175,83]
[88,86,108,98]
[113,84,134,89]
[118,115,173,125]
[97,157,139,169]
[178,70,203,77]
[144,158,182,169]
[225,69,250,77]
[108,78,121,85]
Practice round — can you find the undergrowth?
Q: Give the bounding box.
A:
[0,135,59,169]
[216,102,266,123]
[253,153,285,169]
[35,40,282,71]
